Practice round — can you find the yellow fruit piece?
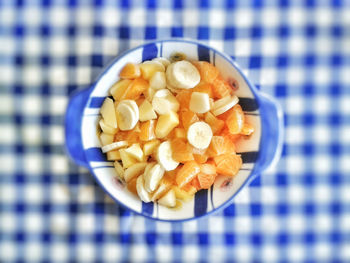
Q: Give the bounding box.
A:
[204,111,225,135]
[100,97,117,128]
[110,79,132,101]
[119,63,141,79]
[127,177,138,196]
[107,150,121,161]
[140,61,165,80]
[124,143,144,162]
[119,148,137,168]
[139,99,157,122]
[99,132,114,146]
[172,186,194,202]
[99,119,118,135]
[143,139,161,156]
[155,111,179,139]
[114,161,125,179]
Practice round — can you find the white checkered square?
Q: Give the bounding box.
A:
[23,7,42,26]
[155,244,172,262]
[183,245,199,262]
[103,243,122,262]
[23,36,42,56]
[51,242,69,262]
[24,184,44,204]
[312,125,332,145]
[183,9,199,26]
[286,156,305,174]
[235,244,253,262]
[0,124,16,144]
[312,155,332,174]
[288,244,305,262]
[77,243,95,262]
[156,9,173,27]
[24,242,43,262]
[49,7,69,26]
[0,154,16,173]
[51,154,69,175]
[50,213,70,234]
[0,213,17,232]
[286,126,305,144]
[129,8,146,27]
[287,214,306,233]
[76,213,95,234]
[130,244,149,262]
[209,9,226,27]
[0,242,16,262]
[262,8,280,27]
[287,185,306,205]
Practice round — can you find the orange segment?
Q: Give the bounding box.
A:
[120,78,149,100]
[197,172,216,189]
[193,82,213,98]
[220,127,242,142]
[200,163,216,175]
[140,120,156,141]
[180,109,199,130]
[226,104,244,134]
[212,76,232,99]
[119,63,141,79]
[214,154,242,177]
[191,176,201,190]
[176,161,200,187]
[207,135,236,157]
[240,122,254,136]
[171,138,194,163]
[114,130,129,142]
[191,61,219,83]
[193,153,208,164]
[176,90,192,110]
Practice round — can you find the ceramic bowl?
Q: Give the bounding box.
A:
[65,39,283,221]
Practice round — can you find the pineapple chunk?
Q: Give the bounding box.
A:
[174,128,186,139]
[114,161,125,179]
[99,119,117,135]
[158,189,176,208]
[119,148,137,168]
[173,186,194,202]
[124,162,147,183]
[149,71,166,90]
[139,61,165,80]
[144,86,156,101]
[143,139,160,156]
[124,143,144,161]
[139,99,157,122]
[107,150,121,161]
[110,79,132,101]
[155,111,179,138]
[100,132,114,146]
[100,97,117,128]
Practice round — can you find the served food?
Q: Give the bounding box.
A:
[98,54,254,208]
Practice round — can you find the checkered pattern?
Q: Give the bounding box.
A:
[1,0,350,262]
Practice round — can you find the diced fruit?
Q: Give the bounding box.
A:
[176,161,200,188]
[143,86,156,101]
[204,112,225,135]
[220,127,242,142]
[172,186,194,202]
[157,189,176,208]
[212,76,232,99]
[126,130,140,144]
[100,132,114,146]
[99,119,118,135]
[110,79,132,101]
[152,89,180,115]
[120,78,149,100]
[240,122,254,136]
[144,163,165,192]
[174,128,186,139]
[193,82,213,98]
[171,138,194,163]
[207,136,236,157]
[139,120,156,141]
[226,104,244,134]
[140,61,165,80]
[212,95,239,116]
[136,175,151,202]
[180,109,199,131]
[101,141,128,153]
[143,139,160,156]
[214,154,242,177]
[197,172,216,189]
[191,61,219,83]
[125,143,144,161]
[176,90,192,110]
[119,148,137,168]
[193,153,208,164]
[191,176,201,190]
[100,97,118,128]
[189,92,211,114]
[116,100,139,131]
[151,174,174,201]
[149,71,167,90]
[181,181,198,195]
[119,63,141,79]
[124,162,147,183]
[200,163,216,175]
[187,121,213,150]
[107,150,121,161]
[114,161,125,179]
[155,111,179,138]
[152,57,170,67]
[138,99,157,122]
[127,177,138,195]
[166,61,201,89]
[157,141,179,171]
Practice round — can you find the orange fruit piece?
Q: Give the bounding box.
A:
[226,104,244,134]
[176,90,192,110]
[193,82,214,98]
[114,130,129,142]
[240,122,254,136]
[181,182,198,195]
[180,109,199,130]
[204,112,225,135]
[207,136,236,157]
[220,127,242,142]
[214,154,242,177]
[197,172,216,189]
[126,129,141,144]
[176,161,200,188]
[171,138,194,163]
[191,176,201,190]
[193,153,208,164]
[127,177,138,195]
[191,61,219,83]
[140,120,156,141]
[200,162,216,175]
[120,78,149,100]
[119,63,141,79]
[212,76,232,99]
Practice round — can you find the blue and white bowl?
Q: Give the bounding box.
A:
[65,39,283,221]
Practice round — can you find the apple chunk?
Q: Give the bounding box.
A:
[139,99,157,122]
[100,97,117,129]
[155,111,179,138]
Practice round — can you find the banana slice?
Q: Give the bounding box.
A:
[158,189,176,208]
[101,141,128,153]
[212,95,239,116]
[143,163,165,192]
[136,175,151,202]
[124,162,147,183]
[157,141,179,171]
[187,121,213,149]
[116,101,139,130]
[152,57,171,67]
[114,161,125,179]
[189,92,211,114]
[152,89,180,115]
[166,61,201,89]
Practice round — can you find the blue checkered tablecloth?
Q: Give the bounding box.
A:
[1,0,350,262]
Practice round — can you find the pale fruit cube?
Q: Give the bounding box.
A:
[124,162,147,183]
[149,71,166,90]
[152,89,180,115]
[174,128,186,139]
[124,143,144,161]
[143,87,156,101]
[143,139,160,156]
[100,132,114,146]
[140,61,165,80]
[100,97,117,128]
[155,111,179,138]
[107,150,121,161]
[158,189,176,208]
[152,57,170,67]
[110,79,132,101]
[114,161,125,179]
[190,92,210,114]
[99,119,118,135]
[119,148,137,168]
[139,100,157,122]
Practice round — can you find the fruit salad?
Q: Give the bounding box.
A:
[98,54,254,208]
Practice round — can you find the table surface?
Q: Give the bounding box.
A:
[1,1,350,262]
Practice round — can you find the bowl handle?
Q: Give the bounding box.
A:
[255,92,284,172]
[64,88,92,168]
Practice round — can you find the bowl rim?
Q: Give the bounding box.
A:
[83,38,264,222]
